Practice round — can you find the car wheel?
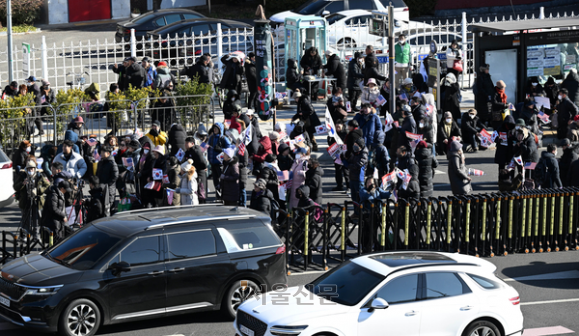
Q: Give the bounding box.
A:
[463,320,501,336]
[222,279,260,319]
[59,298,101,336]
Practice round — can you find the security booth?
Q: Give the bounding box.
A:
[284,16,328,68]
[472,17,579,104]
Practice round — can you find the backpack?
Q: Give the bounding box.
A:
[308,198,324,222]
[535,158,548,187]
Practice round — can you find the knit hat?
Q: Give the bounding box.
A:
[416,140,428,149]
[181,159,193,172]
[152,145,165,155]
[402,105,412,113]
[245,108,255,116]
[560,138,571,147]
[197,124,208,136]
[25,160,36,169]
[403,78,413,86]
[254,178,267,189]
[444,111,452,119]
[265,154,276,163]
[223,147,235,159]
[516,118,526,127]
[355,137,366,148]
[269,131,279,140]
[496,80,506,89]
[575,115,579,122]
[450,140,462,152]
[152,120,161,127]
[74,116,84,123]
[157,61,168,67]
[310,154,319,164]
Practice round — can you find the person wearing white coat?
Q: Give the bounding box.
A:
[176,159,199,206]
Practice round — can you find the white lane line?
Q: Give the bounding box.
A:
[522,326,574,336]
[0,322,18,331]
[435,170,446,175]
[503,270,579,282]
[289,270,328,276]
[521,298,579,306]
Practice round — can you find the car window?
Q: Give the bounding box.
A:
[166,230,216,260]
[374,274,418,304]
[176,26,191,35]
[183,13,202,20]
[324,1,344,13]
[165,14,182,25]
[46,225,122,270]
[297,0,338,15]
[191,24,211,36]
[379,0,407,7]
[154,17,166,27]
[120,236,161,266]
[467,274,501,290]
[0,149,10,162]
[352,0,376,10]
[346,15,370,25]
[132,13,156,24]
[222,226,280,250]
[424,272,472,299]
[326,14,345,25]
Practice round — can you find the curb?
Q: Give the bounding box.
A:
[0,28,42,37]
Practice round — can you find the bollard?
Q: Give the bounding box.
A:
[404,203,410,248]
[381,203,387,251]
[540,196,547,252]
[426,202,432,246]
[569,194,574,251]
[506,197,513,256]
[49,232,53,247]
[340,207,346,260]
[446,201,453,250]
[465,200,471,253]
[558,194,564,251]
[304,211,309,271]
[548,195,555,252]
[393,203,399,250]
[521,196,527,249]
[481,198,487,256]
[494,197,502,257]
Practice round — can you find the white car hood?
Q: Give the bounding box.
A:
[239,286,351,325]
[270,10,303,23]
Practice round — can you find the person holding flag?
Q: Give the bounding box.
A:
[175,159,198,206]
[183,136,208,203]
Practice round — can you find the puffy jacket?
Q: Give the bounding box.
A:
[220,157,240,202]
[252,136,273,164]
[448,151,472,195]
[143,65,157,87]
[363,53,387,86]
[56,130,80,154]
[286,58,300,90]
[415,146,438,197]
[126,62,146,89]
[220,57,244,91]
[207,123,231,165]
[52,151,87,179]
[494,115,516,165]
[178,172,199,205]
[324,54,346,90]
[514,129,539,164]
[461,113,485,137]
[296,185,316,208]
[168,124,187,156]
[306,165,324,205]
[347,147,368,182]
[416,113,435,145]
[353,112,382,148]
[42,185,67,239]
[187,60,211,84]
[250,189,274,215]
[347,58,364,91]
[361,87,381,107]
[154,66,175,90]
[300,47,323,74]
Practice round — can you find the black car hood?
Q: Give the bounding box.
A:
[119,21,137,28]
[1,253,82,286]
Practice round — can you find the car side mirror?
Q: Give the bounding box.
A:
[368,298,389,312]
[109,261,131,275]
[322,10,330,16]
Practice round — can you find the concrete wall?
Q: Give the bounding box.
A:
[112,0,131,19]
[160,0,206,9]
[47,0,69,24]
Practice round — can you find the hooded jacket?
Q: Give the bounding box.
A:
[538,151,562,188]
[154,66,175,90]
[286,58,300,90]
[415,146,438,197]
[324,54,346,89]
[56,130,80,154]
[494,115,516,165]
[168,124,187,156]
[252,136,273,164]
[514,128,539,164]
[306,165,324,205]
[178,171,198,205]
[126,62,146,89]
[348,146,368,182]
[397,163,421,200]
[353,111,382,148]
[448,150,472,195]
[42,184,67,239]
[363,52,387,86]
[562,70,579,107]
[300,47,323,74]
[220,56,244,92]
[53,151,87,179]
[277,144,294,171]
[296,185,316,208]
[187,59,211,84]
[220,156,240,202]
[207,123,232,165]
[250,188,274,215]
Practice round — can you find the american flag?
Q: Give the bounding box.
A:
[277,170,290,181]
[538,111,551,124]
[86,138,98,147]
[238,141,246,156]
[93,149,101,162]
[524,162,537,170]
[166,189,174,205]
[122,157,134,168]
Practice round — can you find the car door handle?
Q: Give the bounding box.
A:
[148,270,164,275]
[405,310,418,316]
[460,306,473,311]
[168,267,185,273]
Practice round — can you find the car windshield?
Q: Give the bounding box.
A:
[326,14,345,25]
[44,225,122,270]
[307,261,385,306]
[131,13,156,24]
[295,0,332,14]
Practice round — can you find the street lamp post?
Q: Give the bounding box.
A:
[7,0,14,82]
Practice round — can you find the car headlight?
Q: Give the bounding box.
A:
[270,325,309,335]
[24,286,63,296]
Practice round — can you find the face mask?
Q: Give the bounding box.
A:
[446,118,452,124]
[419,122,424,128]
[469,114,475,118]
[231,97,236,102]
[532,83,538,86]
[515,126,520,130]
[399,40,406,45]
[143,149,150,155]
[295,153,302,160]
[558,95,563,100]
[149,129,159,136]
[27,170,34,176]
[26,147,31,153]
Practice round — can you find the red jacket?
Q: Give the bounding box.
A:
[252,136,273,164]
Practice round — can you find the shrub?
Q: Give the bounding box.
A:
[0,0,43,26]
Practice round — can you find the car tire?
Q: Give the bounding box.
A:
[59,298,101,336]
[221,279,260,320]
[462,320,501,336]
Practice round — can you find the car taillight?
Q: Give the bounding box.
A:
[404,7,409,11]
[509,296,520,305]
[124,29,131,35]
[276,244,286,255]
[1,162,12,169]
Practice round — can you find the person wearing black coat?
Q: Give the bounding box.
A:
[461,109,486,152]
[219,54,244,92]
[42,182,68,241]
[12,141,32,173]
[348,53,365,112]
[556,88,579,139]
[513,127,539,165]
[300,47,323,99]
[442,73,461,121]
[329,122,349,191]
[186,54,211,84]
[260,155,280,201]
[437,112,462,155]
[2,81,18,99]
[324,52,346,91]
[292,95,319,150]
[475,65,495,122]
[398,105,417,153]
[296,185,316,208]
[96,146,119,213]
[559,139,578,187]
[151,94,176,131]
[286,58,301,92]
[562,69,579,107]
[168,124,187,157]
[415,110,434,145]
[397,161,421,200]
[567,156,579,187]
[305,155,323,205]
[245,53,258,109]
[410,97,428,124]
[183,136,208,202]
[525,78,546,98]
[544,77,560,113]
[538,145,562,189]
[113,57,146,90]
[86,176,106,223]
[363,47,387,87]
[494,115,516,172]
[415,141,438,197]
[515,99,540,134]
[344,120,364,159]
[250,179,274,215]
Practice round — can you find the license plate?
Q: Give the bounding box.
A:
[0,296,9,308]
[240,324,254,336]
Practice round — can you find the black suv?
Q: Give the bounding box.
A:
[0,206,287,336]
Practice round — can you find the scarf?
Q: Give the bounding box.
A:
[444,123,452,137]
[496,87,507,104]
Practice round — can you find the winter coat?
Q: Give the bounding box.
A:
[347,58,364,91]
[476,71,495,101]
[207,123,231,165]
[347,148,368,182]
[560,146,579,186]
[494,115,516,165]
[245,61,258,92]
[538,151,562,188]
[296,185,316,209]
[96,155,119,203]
[56,130,81,155]
[151,98,176,130]
[168,124,187,156]
[399,115,417,151]
[143,65,157,87]
[442,83,461,121]
[252,136,273,164]
[372,142,390,178]
[178,172,199,205]
[567,158,579,187]
[42,185,67,239]
[461,113,485,137]
[278,145,294,171]
[448,151,472,195]
[286,58,301,91]
[562,71,579,107]
[363,53,387,86]
[220,57,244,92]
[360,187,391,203]
[294,96,317,129]
[361,87,381,106]
[250,189,274,215]
[12,148,30,171]
[415,146,438,197]
[514,131,539,164]
[52,152,87,179]
[557,97,579,127]
[187,60,211,84]
[154,66,175,90]
[516,104,540,134]
[491,89,509,114]
[220,157,240,202]
[397,163,421,200]
[300,47,323,75]
[86,187,106,223]
[326,99,347,125]
[125,62,146,89]
[259,164,280,200]
[164,164,181,206]
[353,112,382,148]
[184,146,208,171]
[416,114,435,145]
[345,128,364,158]
[289,155,309,209]
[437,120,461,151]
[289,123,312,149]
[13,171,50,211]
[143,130,168,148]
[248,116,262,155]
[305,166,324,205]
[324,54,346,90]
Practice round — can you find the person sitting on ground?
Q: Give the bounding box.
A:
[250,178,274,215]
[461,108,486,153]
[498,169,523,192]
[437,111,462,155]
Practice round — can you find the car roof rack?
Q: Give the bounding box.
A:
[114,204,221,217]
[145,214,256,230]
[386,262,481,277]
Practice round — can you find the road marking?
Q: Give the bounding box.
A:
[522,326,573,336]
[289,270,328,276]
[0,322,18,331]
[435,169,446,175]
[521,298,579,306]
[504,270,579,282]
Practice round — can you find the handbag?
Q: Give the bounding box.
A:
[452,60,463,73]
[239,76,249,93]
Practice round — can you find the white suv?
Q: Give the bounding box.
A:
[234,252,523,336]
